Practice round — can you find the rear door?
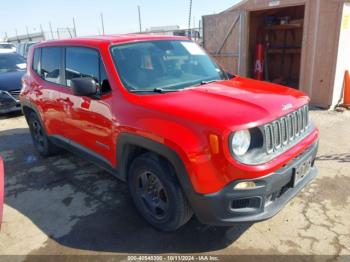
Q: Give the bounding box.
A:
[31,46,67,136]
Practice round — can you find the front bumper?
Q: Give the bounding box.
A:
[0,102,21,114]
[190,140,318,226]
[0,91,21,114]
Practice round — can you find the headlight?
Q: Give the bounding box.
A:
[230,130,251,156]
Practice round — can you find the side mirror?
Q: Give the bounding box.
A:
[71,77,98,97]
[226,71,235,79]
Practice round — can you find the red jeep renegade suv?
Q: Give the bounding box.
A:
[20,35,319,231]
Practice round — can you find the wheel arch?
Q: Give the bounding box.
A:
[21,100,46,132]
[116,133,194,195]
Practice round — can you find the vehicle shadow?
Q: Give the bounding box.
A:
[316,154,350,163]
[1,128,252,254]
[0,111,23,120]
[57,208,252,253]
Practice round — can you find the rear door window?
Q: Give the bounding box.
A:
[41,47,63,84]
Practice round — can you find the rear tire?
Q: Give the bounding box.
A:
[27,112,59,157]
[128,153,193,231]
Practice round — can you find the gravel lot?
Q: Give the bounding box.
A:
[0,110,349,260]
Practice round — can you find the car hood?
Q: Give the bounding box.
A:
[135,76,309,131]
[0,70,25,91]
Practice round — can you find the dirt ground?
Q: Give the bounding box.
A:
[0,110,349,260]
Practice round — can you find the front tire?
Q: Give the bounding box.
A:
[27,112,59,157]
[128,153,193,231]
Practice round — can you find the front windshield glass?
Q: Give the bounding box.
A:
[110,40,227,91]
[0,53,26,73]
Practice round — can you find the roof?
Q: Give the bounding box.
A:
[221,0,246,13]
[35,34,189,48]
[220,0,350,13]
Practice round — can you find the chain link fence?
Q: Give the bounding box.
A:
[5,27,202,44]
[141,27,203,45]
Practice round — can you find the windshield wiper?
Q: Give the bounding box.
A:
[129,87,179,94]
[194,80,220,87]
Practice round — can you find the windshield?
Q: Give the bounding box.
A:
[110,40,228,91]
[0,53,26,73]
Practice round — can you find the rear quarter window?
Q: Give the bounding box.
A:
[32,48,40,74]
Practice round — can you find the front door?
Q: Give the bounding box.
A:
[60,47,114,164]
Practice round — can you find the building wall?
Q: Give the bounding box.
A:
[204,0,350,108]
[331,3,350,108]
[203,11,243,74]
[300,0,344,108]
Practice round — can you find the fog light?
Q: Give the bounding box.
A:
[234,181,257,190]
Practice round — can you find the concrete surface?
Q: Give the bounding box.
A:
[0,110,349,259]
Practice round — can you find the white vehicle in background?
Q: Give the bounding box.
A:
[0,43,16,53]
[17,42,36,58]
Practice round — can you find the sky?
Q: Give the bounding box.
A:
[0,0,241,39]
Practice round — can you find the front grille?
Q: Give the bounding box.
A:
[264,105,309,154]
[8,90,20,101]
